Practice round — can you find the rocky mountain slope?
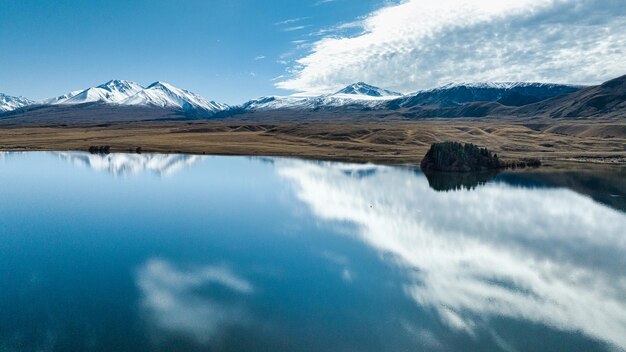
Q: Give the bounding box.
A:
[41,80,227,117]
[0,93,34,112]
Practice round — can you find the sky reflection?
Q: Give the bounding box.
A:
[276,159,626,350]
[1,152,624,351]
[137,259,253,345]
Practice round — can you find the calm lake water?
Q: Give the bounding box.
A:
[1,152,625,352]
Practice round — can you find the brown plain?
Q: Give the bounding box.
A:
[0,117,624,168]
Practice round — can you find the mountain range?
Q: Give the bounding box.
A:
[239,82,401,112]
[42,80,228,116]
[0,93,33,113]
[1,74,625,122]
[0,80,227,118]
[394,74,626,119]
[388,82,581,108]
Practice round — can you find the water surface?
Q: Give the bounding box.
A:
[1,152,625,352]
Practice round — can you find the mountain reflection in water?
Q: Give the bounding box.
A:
[0,152,624,352]
[55,152,205,176]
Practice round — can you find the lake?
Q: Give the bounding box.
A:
[1,152,625,352]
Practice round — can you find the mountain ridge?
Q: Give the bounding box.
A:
[40,80,227,117]
[238,82,404,112]
[0,93,34,112]
[512,74,626,118]
[335,82,401,97]
[394,74,626,119]
[1,75,625,120]
[389,82,582,109]
[234,81,585,114]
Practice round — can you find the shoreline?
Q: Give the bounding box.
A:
[2,147,624,170]
[0,119,624,169]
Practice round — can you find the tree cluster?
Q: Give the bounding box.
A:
[420,141,504,172]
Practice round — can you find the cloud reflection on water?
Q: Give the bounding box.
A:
[136,259,253,345]
[276,159,626,349]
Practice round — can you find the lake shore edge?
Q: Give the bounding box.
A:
[1,119,624,169]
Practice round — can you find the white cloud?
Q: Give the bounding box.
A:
[315,0,339,5]
[275,17,309,26]
[277,0,626,94]
[276,159,626,349]
[283,25,310,32]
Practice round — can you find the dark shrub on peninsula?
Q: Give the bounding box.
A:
[420,141,504,172]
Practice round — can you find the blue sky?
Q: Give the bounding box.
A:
[0,0,383,104]
[2,0,626,104]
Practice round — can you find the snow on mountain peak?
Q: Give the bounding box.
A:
[97,79,144,94]
[43,80,228,115]
[122,81,228,113]
[240,82,403,111]
[146,81,171,89]
[0,93,34,112]
[434,81,580,91]
[335,82,401,97]
[45,79,144,105]
[396,81,582,108]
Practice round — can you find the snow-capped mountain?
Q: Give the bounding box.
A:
[43,80,228,116]
[390,82,582,108]
[238,81,580,113]
[3,79,590,119]
[44,80,144,105]
[335,82,401,97]
[240,82,400,111]
[0,93,34,112]
[122,82,228,112]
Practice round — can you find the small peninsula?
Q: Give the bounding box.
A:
[420,141,505,172]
